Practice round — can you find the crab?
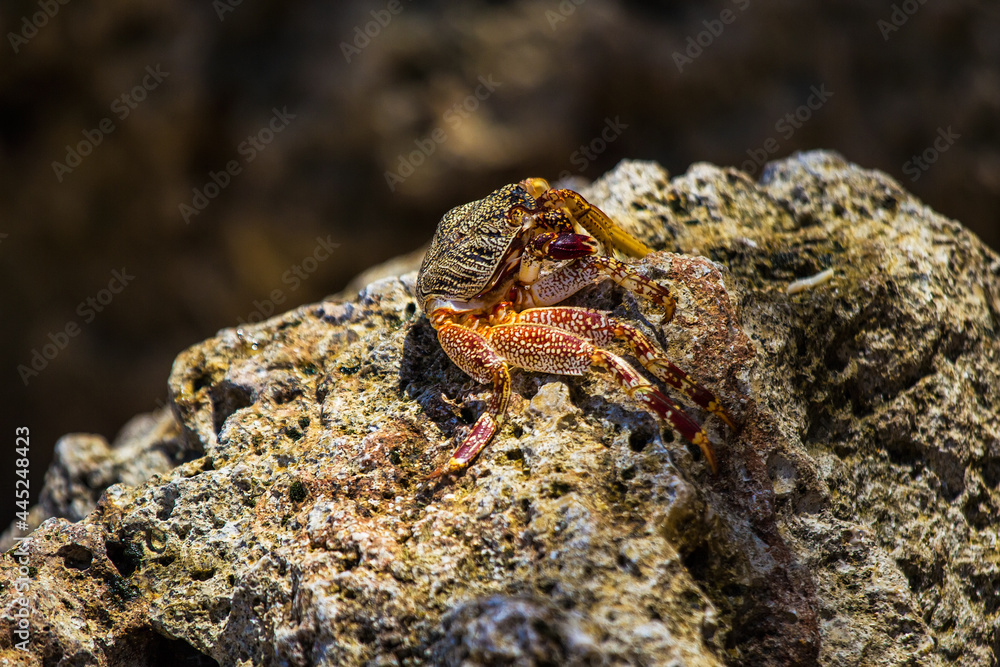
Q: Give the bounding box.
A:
[415,178,734,478]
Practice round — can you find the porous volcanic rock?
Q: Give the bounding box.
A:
[2,152,998,666]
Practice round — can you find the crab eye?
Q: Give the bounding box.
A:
[507,206,532,229]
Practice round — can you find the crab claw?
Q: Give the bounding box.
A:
[532,232,599,260]
[548,233,599,259]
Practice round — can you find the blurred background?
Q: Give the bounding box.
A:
[2,0,999,529]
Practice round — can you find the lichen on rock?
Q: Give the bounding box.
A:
[2,152,998,666]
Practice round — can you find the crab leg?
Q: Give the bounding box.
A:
[512,307,734,429]
[515,255,676,319]
[429,321,511,478]
[485,323,718,473]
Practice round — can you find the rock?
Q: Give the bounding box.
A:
[0,407,189,553]
[2,152,997,666]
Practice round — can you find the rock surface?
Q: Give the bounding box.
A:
[0,408,192,554]
[2,152,998,666]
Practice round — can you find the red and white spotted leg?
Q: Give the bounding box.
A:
[514,256,676,320]
[512,307,735,430]
[485,323,719,473]
[595,349,718,474]
[429,321,512,478]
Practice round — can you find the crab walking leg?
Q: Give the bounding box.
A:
[513,307,734,429]
[430,321,512,477]
[486,323,719,473]
[517,256,676,319]
[596,349,719,474]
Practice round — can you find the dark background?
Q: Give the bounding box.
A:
[2,0,998,530]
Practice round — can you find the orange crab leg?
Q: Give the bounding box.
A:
[429,321,511,478]
[485,323,718,473]
[512,307,734,430]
